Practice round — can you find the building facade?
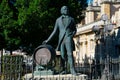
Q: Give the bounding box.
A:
[74,0,120,64]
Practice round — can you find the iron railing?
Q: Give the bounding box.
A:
[0,54,120,80]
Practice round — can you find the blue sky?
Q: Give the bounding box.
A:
[87,0,93,4]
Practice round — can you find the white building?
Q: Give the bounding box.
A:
[74,0,120,63]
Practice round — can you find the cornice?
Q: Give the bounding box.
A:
[76,20,104,36]
[87,6,100,12]
[101,0,120,4]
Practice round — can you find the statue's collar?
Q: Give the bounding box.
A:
[62,15,69,18]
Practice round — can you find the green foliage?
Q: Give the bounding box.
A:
[0,0,87,54]
[0,0,20,50]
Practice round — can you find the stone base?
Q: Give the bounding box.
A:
[34,70,54,76]
[24,73,88,80]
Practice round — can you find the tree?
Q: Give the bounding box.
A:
[0,0,20,52]
[0,0,87,54]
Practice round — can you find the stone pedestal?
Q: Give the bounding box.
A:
[34,70,54,76]
[24,73,88,80]
[34,65,54,76]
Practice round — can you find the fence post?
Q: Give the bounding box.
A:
[119,56,120,76]
[0,49,3,80]
[0,49,2,79]
[0,49,2,75]
[32,55,34,80]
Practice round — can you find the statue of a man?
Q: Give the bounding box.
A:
[44,6,77,75]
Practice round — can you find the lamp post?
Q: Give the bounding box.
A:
[92,14,114,80]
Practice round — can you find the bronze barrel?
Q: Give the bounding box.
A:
[33,45,56,66]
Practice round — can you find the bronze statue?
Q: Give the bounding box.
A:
[43,6,77,75]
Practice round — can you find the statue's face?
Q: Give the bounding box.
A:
[61,6,69,15]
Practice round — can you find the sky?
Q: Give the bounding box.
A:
[87,0,93,4]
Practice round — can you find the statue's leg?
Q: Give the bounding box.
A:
[60,43,65,60]
[67,52,76,75]
[65,43,77,75]
[60,43,67,73]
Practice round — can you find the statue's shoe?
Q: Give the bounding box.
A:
[70,69,78,76]
[60,70,67,74]
[71,71,78,76]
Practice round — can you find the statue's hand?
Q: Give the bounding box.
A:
[42,40,48,45]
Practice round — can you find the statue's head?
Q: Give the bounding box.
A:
[60,6,69,15]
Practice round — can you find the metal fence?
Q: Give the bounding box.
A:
[0,54,120,80]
